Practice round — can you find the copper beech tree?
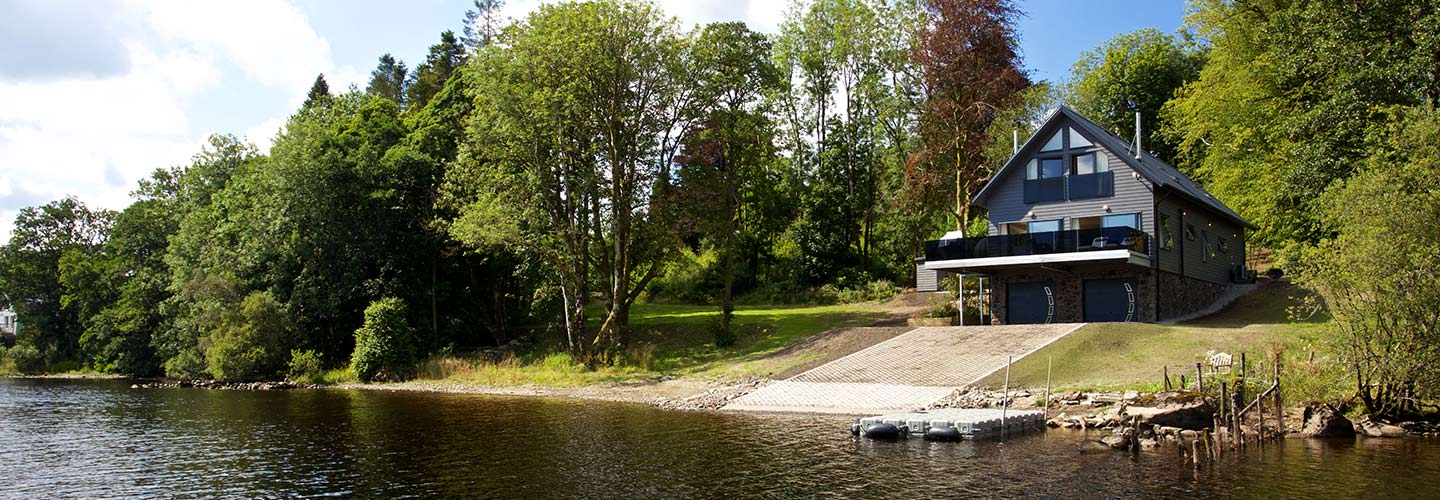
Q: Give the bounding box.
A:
[907,0,1030,232]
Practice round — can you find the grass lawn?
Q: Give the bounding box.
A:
[976,282,1346,403]
[413,301,895,387]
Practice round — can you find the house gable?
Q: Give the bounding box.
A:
[973,106,1254,232]
[974,111,1154,237]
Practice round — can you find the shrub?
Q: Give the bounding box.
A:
[925,302,958,318]
[8,344,46,375]
[205,291,298,382]
[351,297,416,382]
[287,349,324,383]
[164,347,208,379]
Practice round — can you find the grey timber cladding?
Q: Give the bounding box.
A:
[982,115,1153,239]
[1157,194,1246,285]
[915,260,940,292]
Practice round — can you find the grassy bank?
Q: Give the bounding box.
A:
[976,282,1349,404]
[412,301,897,387]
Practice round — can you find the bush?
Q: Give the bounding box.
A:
[351,297,416,382]
[8,344,46,375]
[164,347,208,379]
[287,349,324,383]
[925,302,958,318]
[205,291,298,382]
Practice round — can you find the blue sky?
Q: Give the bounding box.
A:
[0,0,1186,240]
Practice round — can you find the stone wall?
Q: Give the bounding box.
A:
[989,264,1155,324]
[1156,270,1226,321]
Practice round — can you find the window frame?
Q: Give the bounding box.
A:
[1159,214,1175,251]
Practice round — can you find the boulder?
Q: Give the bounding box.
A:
[1100,433,1131,449]
[1121,392,1215,430]
[1138,438,1161,449]
[1358,417,1408,438]
[1300,403,1355,438]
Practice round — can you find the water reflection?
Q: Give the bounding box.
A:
[1,378,1438,499]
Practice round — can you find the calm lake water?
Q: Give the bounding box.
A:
[1,379,1437,499]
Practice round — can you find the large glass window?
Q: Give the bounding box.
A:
[1025,158,1063,180]
[1040,158,1063,178]
[1028,220,1061,233]
[1102,213,1139,229]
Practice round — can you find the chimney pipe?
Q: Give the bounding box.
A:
[1134,111,1142,160]
[1012,129,1018,155]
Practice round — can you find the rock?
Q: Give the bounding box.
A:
[1138,438,1160,449]
[1100,433,1131,449]
[1123,390,1139,400]
[1358,417,1408,438]
[1122,391,1215,430]
[1179,429,1199,440]
[1300,403,1355,438]
[1157,426,1181,437]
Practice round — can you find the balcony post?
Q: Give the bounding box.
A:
[958,274,965,327]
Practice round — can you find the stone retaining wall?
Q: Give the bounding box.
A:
[1156,270,1226,321]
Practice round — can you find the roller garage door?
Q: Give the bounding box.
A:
[1006,281,1055,324]
[1083,278,1137,322]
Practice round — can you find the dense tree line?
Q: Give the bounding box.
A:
[3,0,1434,396]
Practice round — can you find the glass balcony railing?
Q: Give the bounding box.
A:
[924,227,1149,262]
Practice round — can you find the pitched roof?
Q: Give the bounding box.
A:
[973,106,1256,230]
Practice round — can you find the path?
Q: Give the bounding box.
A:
[723,323,1085,414]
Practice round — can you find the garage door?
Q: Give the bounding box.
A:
[1007,281,1055,324]
[1083,278,1137,322]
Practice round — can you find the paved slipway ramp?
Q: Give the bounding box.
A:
[723,323,1085,414]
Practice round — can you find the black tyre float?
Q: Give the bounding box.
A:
[924,426,962,442]
[861,423,902,440]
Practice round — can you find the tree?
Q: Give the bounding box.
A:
[305,73,331,108]
[461,0,506,49]
[1164,0,1440,252]
[908,0,1029,232]
[1296,110,1440,418]
[367,54,408,106]
[448,0,691,361]
[676,22,780,345]
[0,197,115,366]
[406,31,466,110]
[1067,28,1203,164]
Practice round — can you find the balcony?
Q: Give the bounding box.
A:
[924,227,1149,270]
[1022,170,1114,204]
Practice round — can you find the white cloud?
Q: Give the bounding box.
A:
[0,0,788,240]
[0,0,353,240]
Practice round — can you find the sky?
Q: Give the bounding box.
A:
[0,0,1186,240]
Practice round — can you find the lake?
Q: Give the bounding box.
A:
[1,378,1436,499]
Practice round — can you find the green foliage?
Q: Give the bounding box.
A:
[204,292,298,382]
[1067,28,1204,164]
[406,31,465,110]
[1165,0,1440,249]
[366,53,408,106]
[1294,111,1440,418]
[305,73,330,108]
[0,196,116,364]
[7,344,46,375]
[351,297,416,382]
[287,349,324,383]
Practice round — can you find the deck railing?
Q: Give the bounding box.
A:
[924,227,1148,262]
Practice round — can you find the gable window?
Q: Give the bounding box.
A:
[1072,151,1109,175]
[1218,237,1229,254]
[1024,124,1112,203]
[1185,224,1197,242]
[1160,214,1175,250]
